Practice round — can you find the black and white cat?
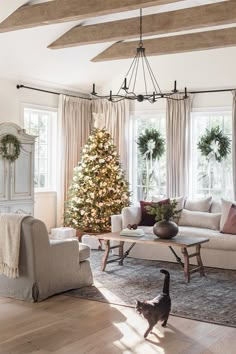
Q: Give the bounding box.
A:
[135,269,171,338]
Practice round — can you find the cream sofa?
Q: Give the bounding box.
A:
[111,200,236,270]
[0,217,93,302]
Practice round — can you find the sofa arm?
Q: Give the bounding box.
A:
[111,214,122,232]
[122,206,142,228]
[49,239,79,272]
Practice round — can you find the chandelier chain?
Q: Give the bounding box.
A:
[139,8,143,48]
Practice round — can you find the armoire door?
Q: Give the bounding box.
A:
[10,143,34,201]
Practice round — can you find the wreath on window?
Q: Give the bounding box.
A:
[197,126,231,162]
[137,128,165,160]
[0,134,21,162]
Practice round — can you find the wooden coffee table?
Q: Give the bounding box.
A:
[96,232,209,283]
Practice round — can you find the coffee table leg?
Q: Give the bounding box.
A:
[118,241,124,265]
[196,244,205,276]
[181,247,190,283]
[101,240,110,271]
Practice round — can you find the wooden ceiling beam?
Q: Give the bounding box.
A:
[49,1,236,49]
[0,0,181,33]
[91,26,236,62]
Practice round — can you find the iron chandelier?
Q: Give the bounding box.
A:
[91,9,188,103]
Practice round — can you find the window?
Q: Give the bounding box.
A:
[23,106,57,191]
[190,110,233,200]
[130,113,166,204]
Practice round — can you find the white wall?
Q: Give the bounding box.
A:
[0,78,58,231]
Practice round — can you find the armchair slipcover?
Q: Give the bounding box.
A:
[0,217,93,302]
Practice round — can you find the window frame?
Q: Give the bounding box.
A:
[190,106,233,200]
[129,109,166,204]
[21,103,57,193]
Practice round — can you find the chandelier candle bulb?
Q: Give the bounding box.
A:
[173,80,177,93]
[122,78,128,90]
[92,83,97,95]
[185,87,188,98]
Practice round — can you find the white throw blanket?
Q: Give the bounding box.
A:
[0,213,28,278]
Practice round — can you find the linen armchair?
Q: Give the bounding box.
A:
[0,217,93,302]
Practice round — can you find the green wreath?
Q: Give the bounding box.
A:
[0,134,21,162]
[197,126,231,162]
[137,128,165,160]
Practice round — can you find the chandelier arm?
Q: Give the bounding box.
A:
[127,54,139,95]
[116,53,139,95]
[141,49,148,95]
[166,96,186,101]
[144,55,161,95]
[143,55,163,95]
[132,51,141,94]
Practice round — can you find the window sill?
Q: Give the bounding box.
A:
[35,191,57,197]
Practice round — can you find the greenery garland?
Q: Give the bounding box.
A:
[0,134,21,162]
[137,128,165,160]
[197,126,231,163]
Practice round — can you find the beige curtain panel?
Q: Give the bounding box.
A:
[232,91,236,200]
[92,99,130,175]
[166,95,192,198]
[57,95,92,226]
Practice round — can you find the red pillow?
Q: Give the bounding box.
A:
[140,199,169,226]
[221,204,236,235]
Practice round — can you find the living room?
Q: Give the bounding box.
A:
[0,0,236,353]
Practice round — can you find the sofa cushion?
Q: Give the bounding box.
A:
[139,225,236,251]
[152,196,184,212]
[79,243,91,262]
[221,204,236,235]
[185,196,212,212]
[210,201,221,213]
[139,199,169,226]
[178,209,221,230]
[122,206,142,228]
[139,201,156,226]
[220,198,236,231]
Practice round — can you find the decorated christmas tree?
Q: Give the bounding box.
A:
[64,128,130,233]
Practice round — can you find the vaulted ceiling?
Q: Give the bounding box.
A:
[0,0,235,94]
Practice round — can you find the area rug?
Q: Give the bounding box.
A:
[66,250,236,328]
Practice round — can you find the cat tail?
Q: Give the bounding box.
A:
[160,269,170,295]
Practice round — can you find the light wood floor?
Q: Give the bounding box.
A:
[0,295,235,354]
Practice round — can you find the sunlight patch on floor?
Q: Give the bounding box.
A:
[112,321,165,354]
[93,280,129,306]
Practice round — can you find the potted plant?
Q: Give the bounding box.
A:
[146,200,181,239]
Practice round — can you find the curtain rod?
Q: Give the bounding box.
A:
[16,83,235,97]
[16,84,92,100]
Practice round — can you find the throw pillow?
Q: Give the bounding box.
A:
[184,196,212,212]
[220,198,236,231]
[179,209,221,230]
[139,199,169,226]
[152,196,184,212]
[221,204,236,234]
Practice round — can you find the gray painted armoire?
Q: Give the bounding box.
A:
[0,123,36,215]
